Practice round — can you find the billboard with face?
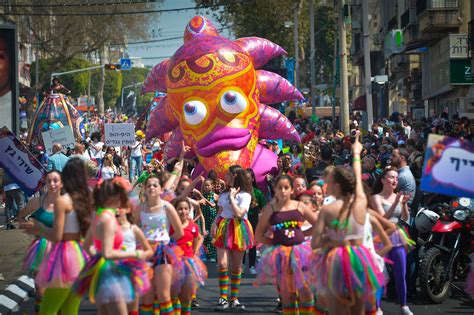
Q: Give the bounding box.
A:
[0,25,18,134]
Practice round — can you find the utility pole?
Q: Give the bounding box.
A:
[362,0,374,129]
[309,0,316,116]
[338,0,350,134]
[293,1,299,90]
[87,70,91,117]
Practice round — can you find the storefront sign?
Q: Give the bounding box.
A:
[104,123,135,146]
[42,126,76,155]
[450,59,474,85]
[0,127,45,195]
[449,34,469,59]
[421,134,474,198]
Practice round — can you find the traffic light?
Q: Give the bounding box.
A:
[104,64,121,70]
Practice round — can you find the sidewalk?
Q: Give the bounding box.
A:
[0,217,32,285]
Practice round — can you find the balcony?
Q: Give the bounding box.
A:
[403,23,422,46]
[418,0,462,33]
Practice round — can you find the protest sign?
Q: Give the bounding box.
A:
[104,123,135,146]
[0,127,45,195]
[420,134,474,198]
[41,126,76,155]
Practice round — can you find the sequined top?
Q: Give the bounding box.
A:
[269,209,305,246]
[140,203,170,243]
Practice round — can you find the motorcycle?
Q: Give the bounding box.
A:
[415,197,473,303]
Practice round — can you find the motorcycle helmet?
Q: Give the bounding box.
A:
[415,208,440,234]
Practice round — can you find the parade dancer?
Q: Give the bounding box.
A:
[26,158,91,315]
[211,165,255,311]
[74,178,152,315]
[255,175,318,315]
[199,178,218,262]
[372,167,415,315]
[19,171,62,314]
[117,197,154,314]
[244,169,266,274]
[311,133,385,315]
[170,197,208,315]
[136,175,184,315]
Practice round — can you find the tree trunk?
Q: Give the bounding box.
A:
[97,47,106,114]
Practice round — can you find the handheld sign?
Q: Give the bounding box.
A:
[104,123,135,147]
[0,127,45,195]
[42,126,76,155]
[420,134,474,198]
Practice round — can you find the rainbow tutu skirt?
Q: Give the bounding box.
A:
[172,255,208,292]
[35,240,86,288]
[213,217,255,251]
[73,255,151,305]
[23,237,52,275]
[254,242,312,294]
[311,245,385,305]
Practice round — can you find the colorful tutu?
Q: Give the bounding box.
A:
[151,242,183,268]
[22,237,51,274]
[311,245,385,305]
[35,240,86,288]
[172,256,208,292]
[73,255,151,305]
[213,217,255,251]
[254,242,312,293]
[389,226,415,248]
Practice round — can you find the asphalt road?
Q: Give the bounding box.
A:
[13,263,474,315]
[1,211,472,314]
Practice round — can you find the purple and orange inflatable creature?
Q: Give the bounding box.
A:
[143,16,303,187]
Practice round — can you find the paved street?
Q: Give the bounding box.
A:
[0,211,473,314]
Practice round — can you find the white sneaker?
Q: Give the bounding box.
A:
[400,306,413,315]
[249,266,257,275]
[376,308,383,315]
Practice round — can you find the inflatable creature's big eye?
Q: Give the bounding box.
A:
[183,100,207,125]
[220,91,247,114]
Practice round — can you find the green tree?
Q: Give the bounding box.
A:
[30,57,92,97]
[195,0,337,90]
[121,67,154,114]
[6,0,163,107]
[195,0,310,87]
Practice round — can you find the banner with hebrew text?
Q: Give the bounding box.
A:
[420,134,474,198]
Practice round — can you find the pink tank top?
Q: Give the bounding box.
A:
[93,208,124,251]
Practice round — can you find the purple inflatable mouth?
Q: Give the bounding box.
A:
[196,126,251,157]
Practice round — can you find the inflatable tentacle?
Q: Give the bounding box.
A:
[258,104,301,143]
[234,37,287,69]
[184,15,220,43]
[256,70,304,104]
[163,129,196,161]
[142,59,169,94]
[146,96,178,141]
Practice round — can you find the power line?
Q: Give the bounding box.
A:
[5,0,254,16]
[3,0,152,8]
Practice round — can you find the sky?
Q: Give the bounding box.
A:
[126,0,233,67]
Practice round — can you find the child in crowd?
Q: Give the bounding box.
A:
[198,178,219,262]
[255,175,317,315]
[75,177,151,315]
[170,197,208,315]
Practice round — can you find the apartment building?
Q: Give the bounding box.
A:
[351,0,472,119]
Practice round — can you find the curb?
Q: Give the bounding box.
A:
[0,275,34,315]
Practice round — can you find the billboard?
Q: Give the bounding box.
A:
[0,24,18,135]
